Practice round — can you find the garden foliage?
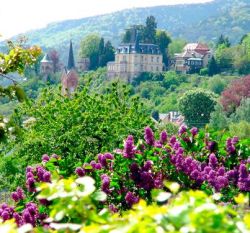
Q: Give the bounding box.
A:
[0,126,249,232]
[0,83,152,190]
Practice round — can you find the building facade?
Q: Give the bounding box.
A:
[172,42,211,74]
[77,57,90,73]
[107,36,163,82]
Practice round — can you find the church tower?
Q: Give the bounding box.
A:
[61,41,79,96]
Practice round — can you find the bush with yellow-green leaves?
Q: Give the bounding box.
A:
[0,176,249,233]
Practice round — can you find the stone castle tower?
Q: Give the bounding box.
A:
[61,41,79,96]
[40,53,53,80]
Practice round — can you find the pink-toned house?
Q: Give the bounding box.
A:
[61,41,79,96]
[172,42,212,74]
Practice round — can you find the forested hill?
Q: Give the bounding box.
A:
[7,0,250,52]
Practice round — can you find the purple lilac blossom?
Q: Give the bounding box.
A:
[178,125,187,135]
[144,127,155,146]
[124,135,136,158]
[125,192,139,206]
[209,153,218,168]
[75,167,85,177]
[190,127,198,136]
[42,154,50,162]
[160,131,168,144]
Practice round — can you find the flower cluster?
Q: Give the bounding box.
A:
[237,164,250,191]
[11,187,25,202]
[178,125,187,136]
[26,164,51,192]
[206,141,217,152]
[125,192,139,207]
[144,127,155,146]
[123,135,136,158]
[130,161,163,191]
[226,137,238,154]
[75,153,114,177]
[0,202,46,227]
[170,138,250,192]
[101,174,111,193]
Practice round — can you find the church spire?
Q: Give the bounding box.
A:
[67,40,75,70]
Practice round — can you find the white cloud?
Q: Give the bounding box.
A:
[0,0,212,40]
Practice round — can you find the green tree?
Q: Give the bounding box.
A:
[234,54,250,75]
[98,38,105,67]
[207,56,219,76]
[215,45,234,71]
[80,35,114,69]
[0,39,41,141]
[168,39,186,57]
[163,71,186,89]
[98,37,105,55]
[122,25,145,43]
[207,76,227,95]
[100,41,115,67]
[143,16,157,43]
[232,98,250,123]
[216,34,231,48]
[79,34,101,70]
[155,30,171,65]
[209,104,229,130]
[122,29,132,43]
[233,35,250,74]
[178,89,217,128]
[199,68,208,76]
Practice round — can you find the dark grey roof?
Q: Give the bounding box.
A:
[67,40,75,70]
[187,58,202,61]
[116,43,161,55]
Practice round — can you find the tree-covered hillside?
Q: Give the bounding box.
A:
[9,0,249,53]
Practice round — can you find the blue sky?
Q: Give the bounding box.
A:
[0,0,212,40]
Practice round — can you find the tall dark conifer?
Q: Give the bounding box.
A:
[144,16,157,43]
[208,56,219,76]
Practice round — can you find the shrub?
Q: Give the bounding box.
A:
[229,121,250,140]
[178,89,217,128]
[0,175,249,232]
[0,83,152,190]
[221,75,250,114]
[209,104,230,130]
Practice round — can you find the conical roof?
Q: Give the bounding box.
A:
[67,40,75,70]
[41,53,52,63]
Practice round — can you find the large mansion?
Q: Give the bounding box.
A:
[171,43,212,74]
[107,35,164,82]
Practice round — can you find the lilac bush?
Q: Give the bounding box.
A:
[72,126,249,208]
[0,126,249,226]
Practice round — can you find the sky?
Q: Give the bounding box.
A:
[0,0,212,40]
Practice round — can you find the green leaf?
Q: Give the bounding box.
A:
[152,189,172,202]
[92,191,107,202]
